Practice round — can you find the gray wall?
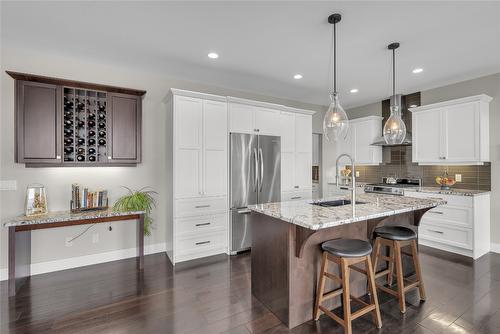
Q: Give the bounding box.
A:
[0,45,324,273]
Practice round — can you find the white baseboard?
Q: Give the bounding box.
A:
[490,243,500,254]
[0,242,166,281]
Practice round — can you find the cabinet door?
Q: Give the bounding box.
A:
[312,133,320,165]
[294,152,312,189]
[108,93,141,163]
[254,107,281,135]
[444,102,480,162]
[281,151,295,192]
[175,96,203,198]
[295,114,312,153]
[203,100,228,196]
[412,109,443,163]
[16,81,62,163]
[354,121,378,164]
[229,103,254,133]
[280,112,295,153]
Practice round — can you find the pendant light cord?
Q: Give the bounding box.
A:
[392,48,396,97]
[332,22,337,93]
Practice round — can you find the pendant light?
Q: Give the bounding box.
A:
[323,13,349,142]
[383,42,406,145]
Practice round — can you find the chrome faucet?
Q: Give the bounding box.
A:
[335,153,356,216]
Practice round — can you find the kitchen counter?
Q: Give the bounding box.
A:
[249,193,445,230]
[404,187,490,197]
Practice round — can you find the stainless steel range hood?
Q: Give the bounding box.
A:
[371,94,412,146]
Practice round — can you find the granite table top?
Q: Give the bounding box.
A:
[248,193,446,230]
[404,187,490,197]
[3,209,145,228]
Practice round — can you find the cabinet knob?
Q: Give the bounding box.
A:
[108,156,112,159]
[56,155,61,160]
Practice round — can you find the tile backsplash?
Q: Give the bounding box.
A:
[355,146,491,190]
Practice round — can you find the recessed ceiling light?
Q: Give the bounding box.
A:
[350,88,359,93]
[293,74,303,80]
[412,68,423,74]
[207,52,219,59]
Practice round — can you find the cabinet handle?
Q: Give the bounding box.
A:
[430,211,444,214]
[195,222,211,227]
[428,229,444,234]
[291,196,302,200]
[254,129,260,132]
[108,156,112,160]
[195,241,211,245]
[56,155,61,160]
[294,185,299,189]
[195,205,210,208]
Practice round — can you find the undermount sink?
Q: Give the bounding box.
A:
[311,200,367,207]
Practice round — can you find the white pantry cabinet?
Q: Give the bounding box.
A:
[280,109,314,200]
[404,190,490,259]
[168,89,228,264]
[410,94,492,165]
[228,97,282,136]
[336,116,383,165]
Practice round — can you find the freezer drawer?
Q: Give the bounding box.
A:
[230,208,252,254]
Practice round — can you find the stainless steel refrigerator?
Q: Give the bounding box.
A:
[230,133,281,254]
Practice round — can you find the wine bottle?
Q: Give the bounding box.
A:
[98,104,105,112]
[88,130,96,137]
[98,122,106,129]
[98,138,106,146]
[76,155,85,162]
[88,138,96,145]
[64,110,73,117]
[64,137,74,145]
[88,155,96,162]
[88,113,96,120]
[64,128,73,136]
[88,147,96,155]
[64,119,73,127]
[98,130,106,138]
[98,113,106,120]
[77,137,85,145]
[76,100,84,109]
[64,98,73,108]
[77,120,85,128]
[77,147,85,155]
[87,120,96,128]
[64,147,74,153]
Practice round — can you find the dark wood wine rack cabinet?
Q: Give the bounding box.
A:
[8,71,145,167]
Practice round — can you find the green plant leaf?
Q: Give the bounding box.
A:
[113,187,157,236]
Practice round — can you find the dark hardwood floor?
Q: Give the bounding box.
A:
[2,246,500,334]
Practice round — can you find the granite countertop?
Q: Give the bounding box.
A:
[3,209,145,228]
[404,187,490,197]
[248,193,446,230]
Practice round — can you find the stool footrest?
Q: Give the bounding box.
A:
[322,287,343,301]
[376,284,399,297]
[350,265,367,275]
[374,269,390,278]
[324,272,342,283]
[351,304,376,321]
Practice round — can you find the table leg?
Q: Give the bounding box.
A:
[8,227,31,297]
[137,214,144,270]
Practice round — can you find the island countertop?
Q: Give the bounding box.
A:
[248,193,446,230]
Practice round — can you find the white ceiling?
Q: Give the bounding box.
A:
[2,1,500,108]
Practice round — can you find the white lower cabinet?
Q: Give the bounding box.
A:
[404,191,490,259]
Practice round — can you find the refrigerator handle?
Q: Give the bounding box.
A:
[253,148,259,192]
[259,147,264,192]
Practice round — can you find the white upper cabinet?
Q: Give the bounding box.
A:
[228,98,282,136]
[312,133,320,166]
[411,95,491,165]
[174,93,228,199]
[336,116,382,165]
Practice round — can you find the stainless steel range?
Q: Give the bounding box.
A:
[364,177,421,196]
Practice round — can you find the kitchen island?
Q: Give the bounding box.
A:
[248,193,446,328]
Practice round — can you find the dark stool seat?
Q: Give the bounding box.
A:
[374,226,416,241]
[321,239,372,258]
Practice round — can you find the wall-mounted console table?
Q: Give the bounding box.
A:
[4,209,145,297]
[6,71,146,167]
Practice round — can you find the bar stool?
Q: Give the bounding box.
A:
[314,239,382,334]
[372,226,426,314]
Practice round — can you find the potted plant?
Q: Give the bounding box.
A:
[113,187,157,236]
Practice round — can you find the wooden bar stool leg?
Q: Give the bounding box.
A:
[394,241,406,313]
[314,252,328,320]
[411,239,426,301]
[365,255,382,329]
[372,237,381,274]
[341,258,352,334]
[387,244,395,287]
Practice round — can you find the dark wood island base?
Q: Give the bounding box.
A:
[250,208,432,329]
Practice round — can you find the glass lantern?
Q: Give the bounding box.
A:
[25,183,48,216]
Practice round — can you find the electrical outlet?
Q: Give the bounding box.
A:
[65,237,73,247]
[356,171,360,177]
[455,174,462,182]
[92,233,99,244]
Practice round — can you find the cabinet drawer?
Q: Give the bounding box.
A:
[419,223,472,250]
[176,230,227,254]
[175,197,227,217]
[282,190,312,201]
[422,205,472,228]
[405,191,472,208]
[176,214,226,235]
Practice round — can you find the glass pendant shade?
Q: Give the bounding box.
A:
[323,92,349,141]
[383,104,406,144]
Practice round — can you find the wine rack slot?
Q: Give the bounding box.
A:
[63,88,107,164]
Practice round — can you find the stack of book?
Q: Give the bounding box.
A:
[71,183,108,212]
